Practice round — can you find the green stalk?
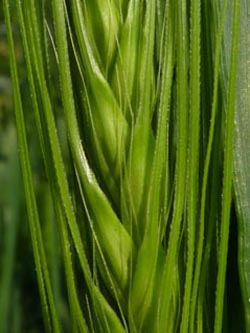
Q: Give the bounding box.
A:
[158,0,188,330]
[3,1,60,332]
[214,1,240,331]
[189,0,229,329]
[180,0,200,330]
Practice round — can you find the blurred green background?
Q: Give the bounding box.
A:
[0,8,46,332]
[0,6,70,331]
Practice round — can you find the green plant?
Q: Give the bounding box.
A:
[2,0,249,332]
